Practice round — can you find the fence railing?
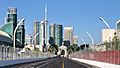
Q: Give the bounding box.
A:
[70,50,120,65]
[0,45,55,60]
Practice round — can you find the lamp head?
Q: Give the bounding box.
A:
[99,17,104,21]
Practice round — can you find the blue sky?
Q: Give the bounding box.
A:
[0,0,120,45]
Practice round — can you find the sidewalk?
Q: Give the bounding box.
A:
[71,58,120,68]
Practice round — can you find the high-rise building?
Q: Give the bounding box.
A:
[1,7,17,39]
[102,29,115,42]
[64,27,73,45]
[49,23,56,45]
[25,34,32,45]
[0,8,25,48]
[55,25,63,47]
[40,3,48,51]
[7,8,17,34]
[33,21,40,48]
[73,36,78,44]
[40,20,48,51]
[16,20,25,48]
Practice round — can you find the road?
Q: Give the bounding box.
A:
[2,57,98,68]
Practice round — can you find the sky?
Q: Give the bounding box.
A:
[0,0,120,45]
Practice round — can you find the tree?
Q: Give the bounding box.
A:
[104,41,110,51]
[80,44,89,50]
[67,44,80,54]
[112,36,120,50]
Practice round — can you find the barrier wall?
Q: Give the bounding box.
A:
[70,50,120,65]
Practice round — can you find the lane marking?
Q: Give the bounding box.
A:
[62,58,64,68]
[62,62,64,68]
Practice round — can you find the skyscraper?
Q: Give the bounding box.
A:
[7,8,17,32]
[33,21,40,48]
[16,20,25,48]
[49,23,56,45]
[64,27,73,45]
[40,3,48,51]
[55,25,63,47]
[0,8,25,48]
[40,20,48,51]
[1,7,17,39]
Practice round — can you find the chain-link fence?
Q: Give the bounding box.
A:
[0,45,55,61]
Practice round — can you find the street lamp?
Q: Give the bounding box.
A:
[86,32,95,51]
[81,38,86,44]
[116,20,120,50]
[86,32,94,45]
[13,18,25,52]
[99,17,112,49]
[32,32,39,49]
[116,20,120,31]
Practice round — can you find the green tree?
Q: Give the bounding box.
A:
[104,41,110,51]
[67,44,80,54]
[112,36,120,50]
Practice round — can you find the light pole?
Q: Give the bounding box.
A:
[32,32,39,49]
[116,20,120,35]
[86,32,95,51]
[116,20,120,50]
[86,32,94,45]
[81,38,86,44]
[13,18,25,53]
[99,17,112,49]
[116,20,120,30]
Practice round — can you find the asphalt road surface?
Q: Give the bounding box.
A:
[2,57,98,68]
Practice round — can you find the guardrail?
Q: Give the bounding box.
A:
[0,45,55,60]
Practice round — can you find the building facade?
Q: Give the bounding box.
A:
[49,23,56,45]
[64,27,73,45]
[40,20,48,51]
[102,29,115,42]
[73,36,78,44]
[25,34,32,45]
[33,21,40,48]
[16,20,25,48]
[55,25,63,47]
[1,8,17,39]
[0,8,25,48]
